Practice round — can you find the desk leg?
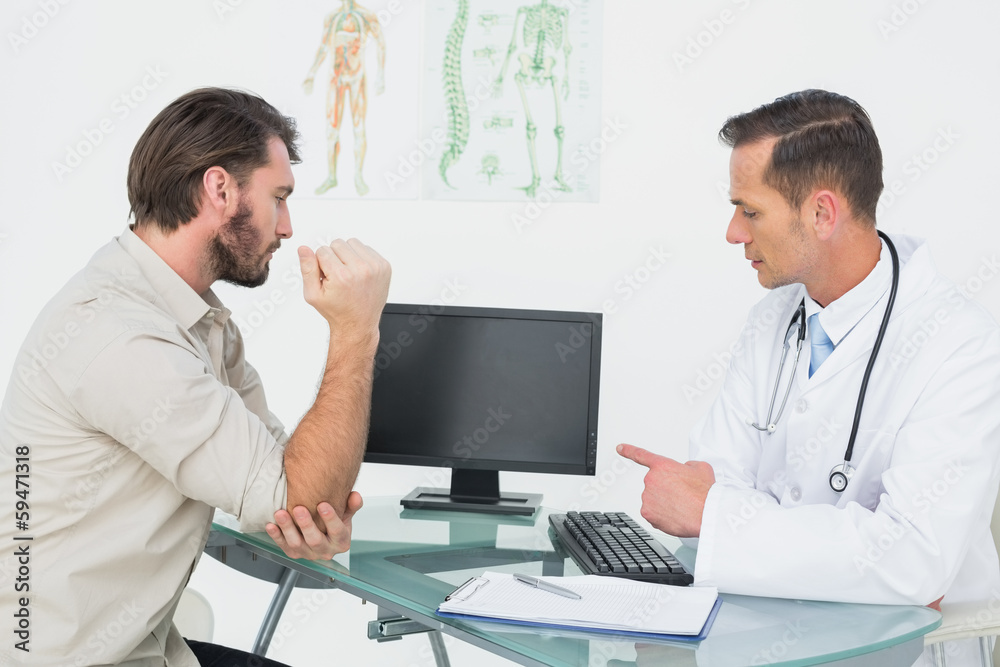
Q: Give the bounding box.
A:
[251,568,299,656]
[980,636,995,667]
[428,631,451,667]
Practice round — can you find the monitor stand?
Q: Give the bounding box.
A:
[399,469,541,516]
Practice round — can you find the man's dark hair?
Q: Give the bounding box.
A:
[719,89,883,225]
[127,87,301,232]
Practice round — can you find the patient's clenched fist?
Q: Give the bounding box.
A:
[298,239,391,337]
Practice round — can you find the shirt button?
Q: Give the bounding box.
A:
[795,399,808,413]
[790,487,802,502]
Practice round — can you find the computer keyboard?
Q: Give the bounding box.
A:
[548,511,693,586]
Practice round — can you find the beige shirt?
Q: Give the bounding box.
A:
[0,228,288,666]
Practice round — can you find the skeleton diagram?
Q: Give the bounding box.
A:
[303,1,386,196]
[493,0,572,198]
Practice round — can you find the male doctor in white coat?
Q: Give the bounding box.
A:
[618,90,1000,662]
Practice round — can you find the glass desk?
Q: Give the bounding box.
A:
[205,497,940,666]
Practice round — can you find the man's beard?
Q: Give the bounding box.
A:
[208,196,278,289]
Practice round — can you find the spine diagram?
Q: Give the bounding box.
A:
[439,0,470,188]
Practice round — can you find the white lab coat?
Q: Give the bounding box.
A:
[689,234,1000,609]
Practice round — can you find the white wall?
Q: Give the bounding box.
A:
[2,0,998,664]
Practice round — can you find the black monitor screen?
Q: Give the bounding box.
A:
[366,304,601,479]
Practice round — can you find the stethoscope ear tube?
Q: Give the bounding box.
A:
[825,231,899,492]
[749,302,806,433]
[841,231,900,466]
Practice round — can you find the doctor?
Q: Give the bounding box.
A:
[618,90,1000,617]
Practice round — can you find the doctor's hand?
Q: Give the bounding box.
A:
[616,444,714,538]
[266,491,364,560]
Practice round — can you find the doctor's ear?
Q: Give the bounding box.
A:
[807,190,841,241]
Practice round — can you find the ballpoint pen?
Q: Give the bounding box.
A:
[513,573,582,600]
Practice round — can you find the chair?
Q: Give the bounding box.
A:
[922,487,1000,666]
[174,587,215,643]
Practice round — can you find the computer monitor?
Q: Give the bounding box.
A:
[365,303,601,516]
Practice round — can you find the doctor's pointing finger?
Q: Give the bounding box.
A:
[617,443,715,539]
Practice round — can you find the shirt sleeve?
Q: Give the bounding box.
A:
[67,329,287,532]
[694,326,1000,605]
[221,320,290,447]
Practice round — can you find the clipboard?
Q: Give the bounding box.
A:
[436,571,721,642]
[445,576,490,602]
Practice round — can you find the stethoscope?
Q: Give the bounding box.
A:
[747,231,900,493]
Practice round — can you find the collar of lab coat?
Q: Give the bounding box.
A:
[804,237,892,347]
[796,233,935,384]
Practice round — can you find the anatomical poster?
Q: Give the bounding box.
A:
[271,0,421,200]
[420,0,603,202]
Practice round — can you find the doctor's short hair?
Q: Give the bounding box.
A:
[718,89,883,226]
[127,87,301,232]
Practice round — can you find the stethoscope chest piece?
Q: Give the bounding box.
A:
[829,463,855,493]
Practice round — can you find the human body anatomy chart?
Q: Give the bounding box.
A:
[303,1,387,197]
[273,0,421,200]
[422,0,603,201]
